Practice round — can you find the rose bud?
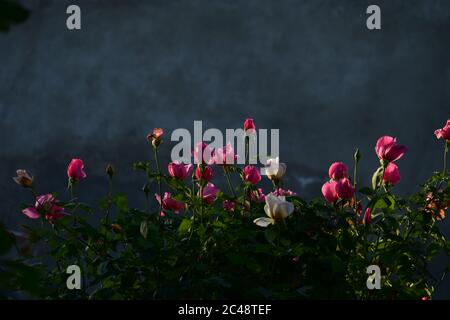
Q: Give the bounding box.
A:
[244,118,256,135]
[195,166,214,182]
[383,162,401,185]
[199,183,219,204]
[148,128,164,148]
[243,165,261,185]
[106,164,114,178]
[328,162,348,180]
[67,158,87,181]
[13,169,33,188]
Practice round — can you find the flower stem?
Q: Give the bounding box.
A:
[154,147,163,219]
[443,141,448,177]
[353,149,359,205]
[245,136,249,165]
[224,168,236,198]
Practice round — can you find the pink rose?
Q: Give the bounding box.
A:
[272,188,297,197]
[383,162,401,185]
[193,142,214,165]
[168,161,193,180]
[22,194,66,222]
[362,208,372,225]
[434,120,450,141]
[328,162,348,180]
[67,158,87,181]
[321,180,339,203]
[155,192,185,214]
[195,166,214,181]
[243,165,261,185]
[335,178,355,199]
[375,136,408,162]
[213,143,237,165]
[244,118,256,135]
[223,200,236,212]
[199,183,219,204]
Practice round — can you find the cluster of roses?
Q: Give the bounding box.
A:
[321,135,408,203]
[147,119,297,225]
[319,118,450,223]
[14,119,450,226]
[16,159,87,223]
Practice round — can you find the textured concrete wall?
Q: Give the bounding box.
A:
[1,0,450,296]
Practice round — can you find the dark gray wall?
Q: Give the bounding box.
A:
[1,0,450,297]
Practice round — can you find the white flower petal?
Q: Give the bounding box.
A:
[253,217,274,227]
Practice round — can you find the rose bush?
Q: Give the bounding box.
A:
[3,119,450,299]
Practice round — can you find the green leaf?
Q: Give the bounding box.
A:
[140,220,148,239]
[178,218,192,236]
[372,167,384,190]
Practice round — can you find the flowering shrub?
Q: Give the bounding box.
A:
[4,119,450,299]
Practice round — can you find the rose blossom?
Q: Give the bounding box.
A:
[375,136,408,162]
[199,183,219,204]
[67,158,87,181]
[244,118,256,135]
[195,166,214,181]
[168,161,193,180]
[321,180,339,203]
[328,162,348,180]
[155,192,185,214]
[243,165,261,185]
[434,120,450,141]
[335,178,355,199]
[383,162,401,185]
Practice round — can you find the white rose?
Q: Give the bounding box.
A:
[253,194,294,227]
